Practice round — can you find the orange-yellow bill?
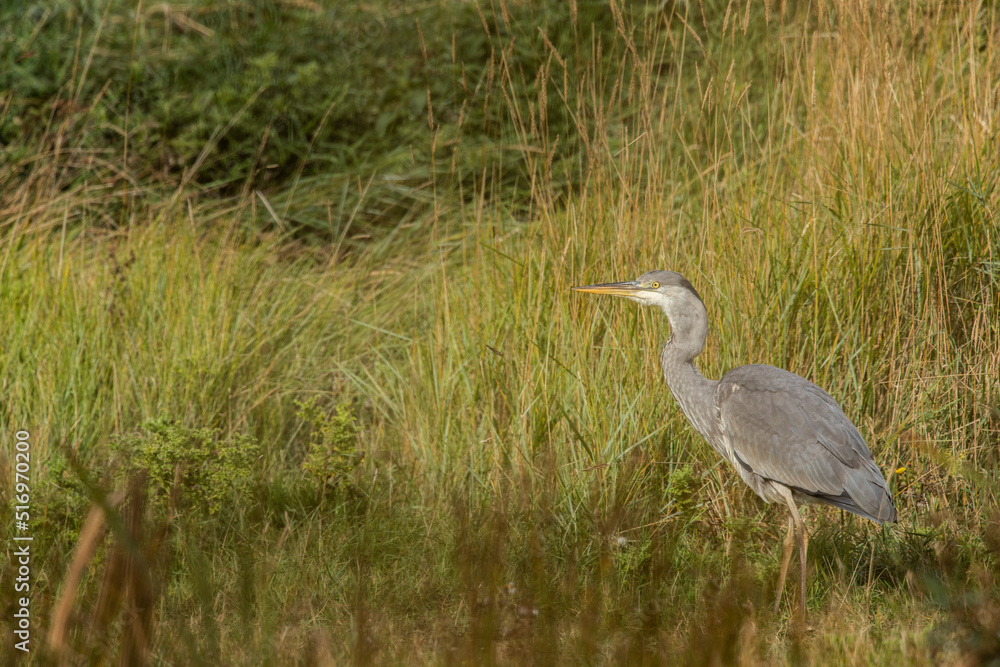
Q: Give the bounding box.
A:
[571,281,642,296]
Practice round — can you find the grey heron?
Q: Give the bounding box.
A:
[573,270,897,618]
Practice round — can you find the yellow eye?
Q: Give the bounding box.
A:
[650,281,660,289]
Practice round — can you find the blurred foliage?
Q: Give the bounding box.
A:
[1,0,630,233]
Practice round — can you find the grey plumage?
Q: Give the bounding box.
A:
[573,269,897,619]
[716,365,896,524]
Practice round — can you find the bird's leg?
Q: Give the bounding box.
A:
[773,514,795,613]
[774,485,808,620]
[797,515,809,620]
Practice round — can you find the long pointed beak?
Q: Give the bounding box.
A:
[571,280,643,296]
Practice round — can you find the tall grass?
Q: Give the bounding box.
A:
[1,0,998,663]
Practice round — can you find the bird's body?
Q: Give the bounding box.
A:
[666,357,895,524]
[713,364,895,521]
[573,270,896,619]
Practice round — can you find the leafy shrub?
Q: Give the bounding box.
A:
[295,397,363,490]
[111,418,260,515]
[665,465,699,516]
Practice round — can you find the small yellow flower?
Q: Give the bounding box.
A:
[895,466,906,475]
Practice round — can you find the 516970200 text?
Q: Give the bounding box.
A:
[12,430,33,653]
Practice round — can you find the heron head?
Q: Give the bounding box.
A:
[572,270,703,311]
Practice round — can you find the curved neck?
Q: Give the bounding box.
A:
[657,296,723,449]
[658,290,709,363]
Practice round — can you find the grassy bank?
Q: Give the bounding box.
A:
[1,0,999,663]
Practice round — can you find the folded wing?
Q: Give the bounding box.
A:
[716,365,897,523]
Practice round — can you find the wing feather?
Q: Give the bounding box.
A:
[716,365,897,523]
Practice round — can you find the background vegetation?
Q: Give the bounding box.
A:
[1,0,998,663]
